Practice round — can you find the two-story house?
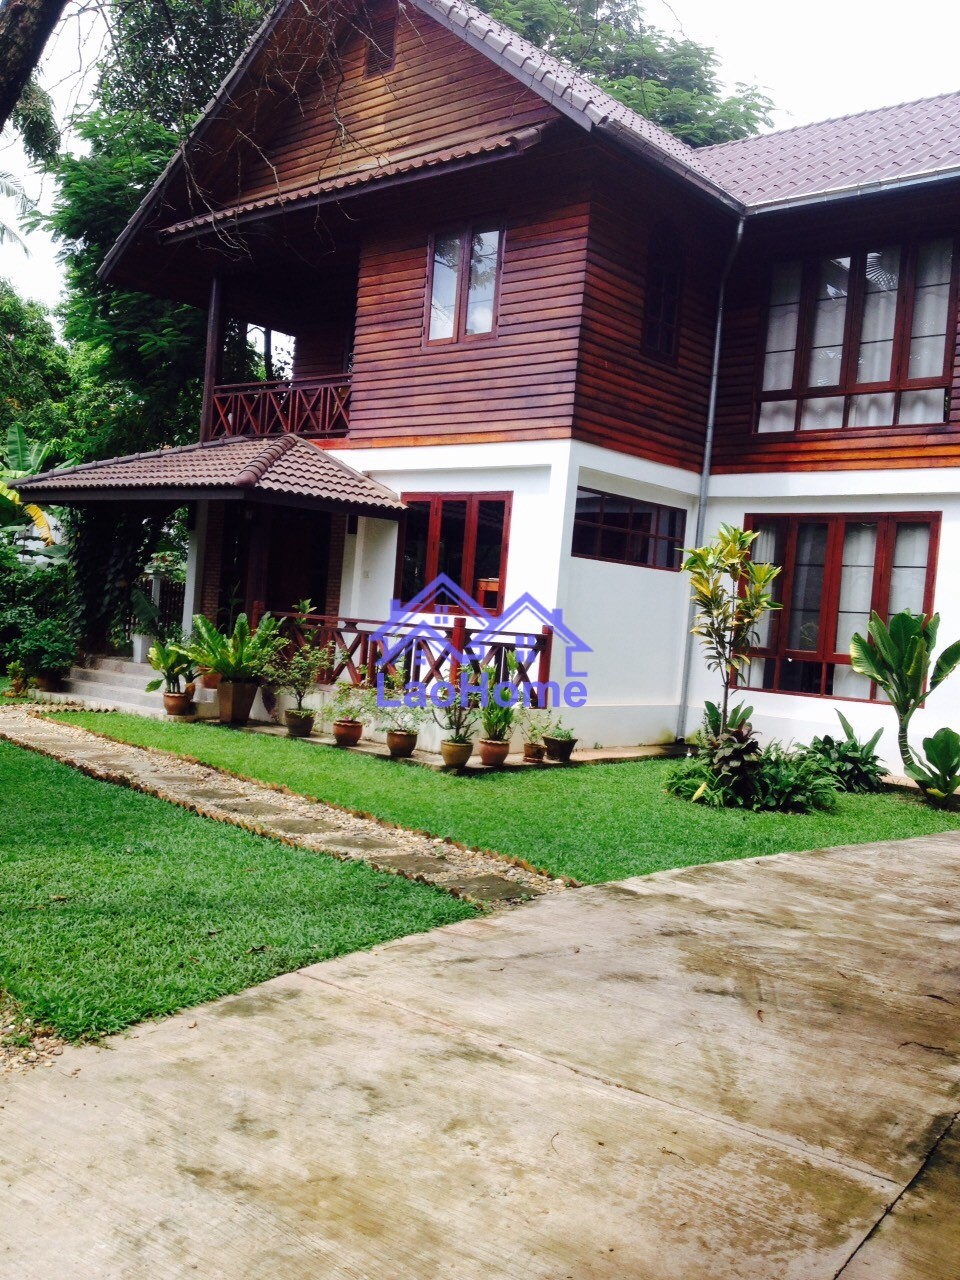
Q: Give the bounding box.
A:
[20,0,960,755]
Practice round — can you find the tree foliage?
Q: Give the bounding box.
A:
[479,0,773,144]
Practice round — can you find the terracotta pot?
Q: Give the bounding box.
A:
[163,691,194,717]
[386,729,418,759]
[333,719,363,747]
[441,740,473,769]
[200,669,222,690]
[544,734,577,763]
[33,672,62,693]
[478,738,510,768]
[217,679,259,726]
[285,710,316,738]
[523,741,546,763]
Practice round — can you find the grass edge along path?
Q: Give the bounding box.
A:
[0,738,476,1042]
[47,711,960,884]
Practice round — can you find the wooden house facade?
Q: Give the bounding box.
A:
[20,0,960,752]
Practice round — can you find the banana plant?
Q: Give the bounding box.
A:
[849,610,960,776]
[0,425,67,545]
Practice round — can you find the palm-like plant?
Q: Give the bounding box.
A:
[849,610,960,776]
[0,424,64,544]
[0,170,30,252]
[188,612,284,681]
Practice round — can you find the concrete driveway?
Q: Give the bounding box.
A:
[3,834,960,1279]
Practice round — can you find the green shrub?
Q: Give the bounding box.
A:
[805,711,885,794]
[18,617,77,677]
[905,727,960,807]
[750,742,838,813]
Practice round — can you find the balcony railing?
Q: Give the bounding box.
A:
[204,376,351,441]
[259,610,555,702]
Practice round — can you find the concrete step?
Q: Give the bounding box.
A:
[35,688,167,719]
[62,677,164,713]
[69,664,154,692]
[86,656,150,676]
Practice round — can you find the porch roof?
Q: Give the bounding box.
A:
[15,434,404,516]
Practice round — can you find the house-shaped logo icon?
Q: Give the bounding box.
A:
[472,592,592,678]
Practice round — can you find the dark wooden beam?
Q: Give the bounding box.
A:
[200,275,226,442]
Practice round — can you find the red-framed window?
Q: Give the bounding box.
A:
[397,492,511,612]
[642,221,683,362]
[571,487,686,571]
[756,238,958,433]
[425,226,503,344]
[743,512,940,700]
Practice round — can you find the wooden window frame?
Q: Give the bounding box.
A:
[395,491,512,613]
[742,511,941,701]
[754,238,959,435]
[641,222,684,365]
[571,486,686,572]
[423,224,505,347]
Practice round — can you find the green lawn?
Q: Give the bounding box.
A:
[50,712,960,884]
[0,739,474,1040]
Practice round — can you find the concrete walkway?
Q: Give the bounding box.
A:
[2,833,959,1278]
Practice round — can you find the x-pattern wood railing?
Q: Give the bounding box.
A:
[266,612,554,698]
[204,376,351,441]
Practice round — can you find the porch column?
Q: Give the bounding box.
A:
[181,501,208,632]
[200,275,226,441]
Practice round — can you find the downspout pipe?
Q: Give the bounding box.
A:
[674,214,745,742]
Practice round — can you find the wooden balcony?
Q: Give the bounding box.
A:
[203,376,351,442]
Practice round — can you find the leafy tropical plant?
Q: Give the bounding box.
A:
[518,705,553,745]
[683,525,781,734]
[330,678,371,725]
[188,613,283,682]
[749,742,838,813]
[545,718,576,741]
[373,664,428,734]
[145,640,195,694]
[805,711,885,794]
[904,728,960,806]
[849,610,960,777]
[17,616,76,677]
[480,695,516,743]
[5,660,29,696]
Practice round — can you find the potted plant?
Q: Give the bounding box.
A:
[145,639,197,716]
[374,665,427,758]
[478,697,515,768]
[18,618,77,691]
[543,719,578,763]
[263,640,330,737]
[434,683,480,768]
[5,661,30,698]
[188,613,284,726]
[519,706,552,763]
[330,676,370,747]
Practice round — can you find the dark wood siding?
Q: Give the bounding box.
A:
[572,152,733,472]
[231,3,559,206]
[337,139,591,447]
[714,184,960,472]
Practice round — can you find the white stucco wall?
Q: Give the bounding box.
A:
[688,468,960,769]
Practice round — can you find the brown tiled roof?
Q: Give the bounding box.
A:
[698,92,960,208]
[16,435,404,513]
[159,126,549,239]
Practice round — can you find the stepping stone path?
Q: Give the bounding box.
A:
[0,708,566,908]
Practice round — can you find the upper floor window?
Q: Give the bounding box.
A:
[572,486,686,570]
[426,227,502,343]
[757,238,956,433]
[642,222,683,361]
[363,10,396,76]
[743,512,939,700]
[398,492,510,612]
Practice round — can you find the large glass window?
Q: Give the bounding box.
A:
[398,493,510,612]
[572,487,686,571]
[744,513,938,700]
[426,227,502,343]
[757,238,955,433]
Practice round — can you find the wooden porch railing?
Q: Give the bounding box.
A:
[204,376,351,441]
[264,611,554,703]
